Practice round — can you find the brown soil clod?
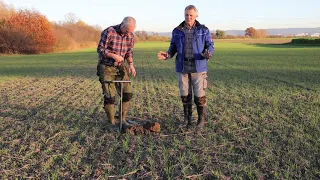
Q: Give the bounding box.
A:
[123,121,161,135]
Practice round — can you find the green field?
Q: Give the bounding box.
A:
[0,42,319,179]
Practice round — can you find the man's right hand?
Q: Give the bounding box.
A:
[113,54,124,63]
[106,53,124,66]
[157,51,169,60]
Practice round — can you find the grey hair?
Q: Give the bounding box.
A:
[185,5,198,16]
[121,16,136,28]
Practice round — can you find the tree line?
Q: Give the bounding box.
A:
[0,1,169,54]
[2,1,313,55]
[0,1,101,54]
[212,27,268,39]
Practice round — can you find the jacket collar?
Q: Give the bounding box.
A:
[176,20,201,30]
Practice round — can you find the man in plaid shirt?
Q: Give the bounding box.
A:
[97,16,137,128]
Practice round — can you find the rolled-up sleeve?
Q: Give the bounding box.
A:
[97,29,111,58]
[124,38,134,60]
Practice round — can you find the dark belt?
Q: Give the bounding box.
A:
[184,57,195,61]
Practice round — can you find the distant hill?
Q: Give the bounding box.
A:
[225,27,320,36]
[265,28,320,36]
[155,27,320,37]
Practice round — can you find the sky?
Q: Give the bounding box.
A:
[3,0,320,32]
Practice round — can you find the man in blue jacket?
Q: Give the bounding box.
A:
[157,5,214,131]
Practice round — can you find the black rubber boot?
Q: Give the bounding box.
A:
[188,104,192,123]
[196,105,206,131]
[180,104,193,127]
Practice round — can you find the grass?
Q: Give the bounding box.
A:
[0,41,319,179]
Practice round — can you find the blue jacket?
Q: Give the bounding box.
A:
[167,20,214,73]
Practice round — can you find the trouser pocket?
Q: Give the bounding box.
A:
[202,72,207,89]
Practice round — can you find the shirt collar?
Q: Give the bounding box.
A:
[184,22,196,30]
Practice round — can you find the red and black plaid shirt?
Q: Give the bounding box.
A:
[97,24,134,60]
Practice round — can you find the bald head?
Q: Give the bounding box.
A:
[120,16,136,34]
[122,16,136,29]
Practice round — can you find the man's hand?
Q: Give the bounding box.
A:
[201,49,211,59]
[106,53,124,66]
[129,64,136,77]
[113,54,124,63]
[157,51,169,60]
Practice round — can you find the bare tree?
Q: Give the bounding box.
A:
[0,0,15,20]
[64,12,79,24]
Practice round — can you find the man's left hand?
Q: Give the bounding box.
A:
[201,49,211,59]
[129,64,136,77]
